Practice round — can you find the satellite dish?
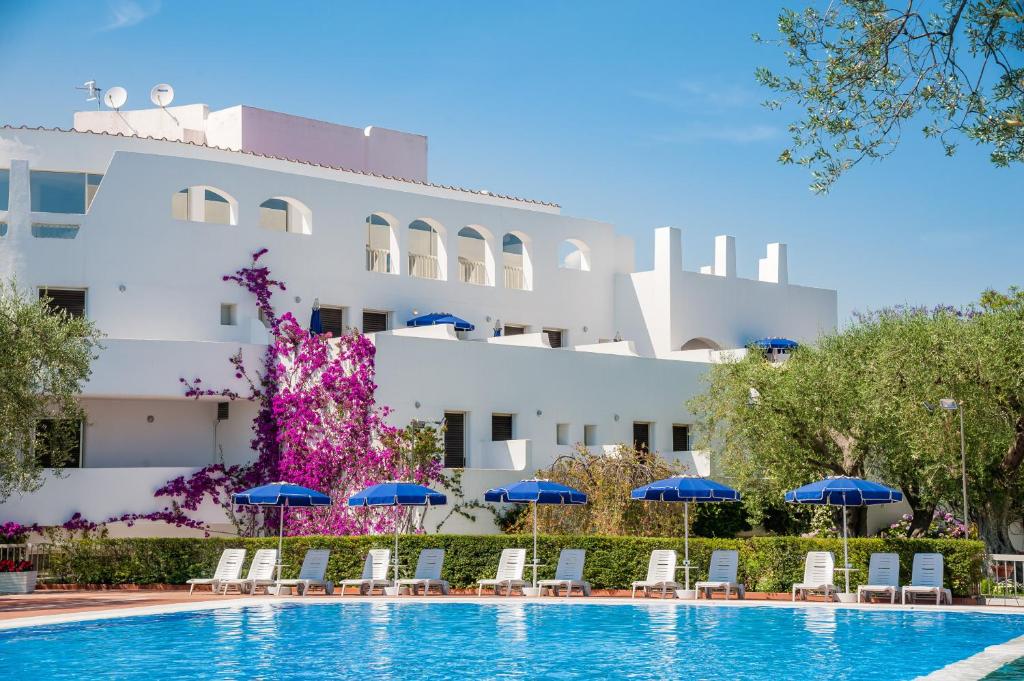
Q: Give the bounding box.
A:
[104,86,128,110]
[150,83,174,107]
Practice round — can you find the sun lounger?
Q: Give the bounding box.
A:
[538,549,591,597]
[397,549,450,595]
[694,549,745,600]
[901,553,953,605]
[631,550,681,598]
[857,552,900,604]
[339,549,391,596]
[186,549,246,595]
[276,549,333,596]
[477,548,528,596]
[219,549,278,595]
[791,551,836,601]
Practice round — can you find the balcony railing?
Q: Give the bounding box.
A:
[504,264,526,290]
[459,257,488,285]
[0,543,53,580]
[409,253,440,280]
[366,246,392,273]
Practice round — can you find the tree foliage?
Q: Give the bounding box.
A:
[0,281,101,501]
[691,290,1024,552]
[756,1,1024,193]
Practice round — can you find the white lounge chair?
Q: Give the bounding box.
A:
[477,548,528,596]
[277,549,333,596]
[219,549,278,595]
[902,553,953,605]
[339,549,391,596]
[538,549,591,597]
[857,552,900,604]
[695,549,745,600]
[631,550,681,598]
[186,548,246,595]
[397,549,450,595]
[791,551,836,601]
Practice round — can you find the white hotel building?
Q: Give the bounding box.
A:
[0,102,837,536]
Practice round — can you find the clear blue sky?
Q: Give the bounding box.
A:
[1,1,1019,320]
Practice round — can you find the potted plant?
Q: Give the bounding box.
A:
[0,559,37,594]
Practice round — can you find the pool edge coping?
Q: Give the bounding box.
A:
[914,633,1024,680]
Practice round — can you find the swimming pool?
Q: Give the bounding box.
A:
[3,601,1024,679]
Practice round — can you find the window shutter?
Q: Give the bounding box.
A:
[503,325,525,336]
[633,422,650,454]
[217,403,230,421]
[544,329,563,348]
[362,311,389,333]
[673,425,690,452]
[320,306,345,336]
[492,414,513,441]
[39,288,86,318]
[443,412,465,467]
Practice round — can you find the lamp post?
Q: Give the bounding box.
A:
[938,399,969,531]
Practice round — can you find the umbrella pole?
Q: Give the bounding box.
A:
[277,504,285,584]
[532,502,538,588]
[684,501,690,591]
[394,508,400,586]
[842,506,850,594]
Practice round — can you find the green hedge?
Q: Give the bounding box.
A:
[47,535,984,596]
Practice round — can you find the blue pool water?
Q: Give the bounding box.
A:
[3,602,1024,680]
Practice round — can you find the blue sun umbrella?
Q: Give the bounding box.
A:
[406,312,475,332]
[785,476,903,595]
[485,479,588,588]
[348,482,447,586]
[631,475,741,591]
[232,482,332,582]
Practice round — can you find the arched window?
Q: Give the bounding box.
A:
[680,337,721,351]
[458,226,495,286]
[366,213,398,274]
[259,197,311,234]
[171,186,237,225]
[558,238,591,271]
[408,219,446,280]
[502,232,532,291]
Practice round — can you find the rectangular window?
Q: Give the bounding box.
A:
[492,413,514,441]
[39,287,86,318]
[31,223,80,239]
[503,324,526,336]
[30,171,101,214]
[362,310,389,333]
[220,303,237,326]
[584,424,598,447]
[320,306,345,337]
[258,308,272,328]
[673,424,690,452]
[35,418,83,468]
[0,168,9,211]
[633,422,651,454]
[216,402,230,421]
[556,423,570,446]
[544,328,564,349]
[443,412,466,468]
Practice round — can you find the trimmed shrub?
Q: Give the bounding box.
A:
[47,535,984,596]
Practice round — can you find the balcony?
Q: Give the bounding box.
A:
[366,246,392,273]
[459,257,488,285]
[504,263,526,290]
[473,439,532,470]
[409,252,440,280]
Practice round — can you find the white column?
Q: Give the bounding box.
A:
[713,235,735,278]
[758,243,788,284]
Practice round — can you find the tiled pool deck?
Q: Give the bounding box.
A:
[2,589,1022,679]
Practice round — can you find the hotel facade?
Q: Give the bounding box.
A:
[0,102,837,536]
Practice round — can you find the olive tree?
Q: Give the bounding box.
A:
[0,282,101,500]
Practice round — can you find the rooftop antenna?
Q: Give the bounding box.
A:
[76,80,102,109]
[150,83,179,124]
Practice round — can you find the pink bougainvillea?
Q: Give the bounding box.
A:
[49,249,443,537]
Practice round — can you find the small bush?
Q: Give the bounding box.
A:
[47,535,984,596]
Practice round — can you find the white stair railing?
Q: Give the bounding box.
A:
[409,253,440,279]
[459,257,488,285]
[366,246,392,273]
